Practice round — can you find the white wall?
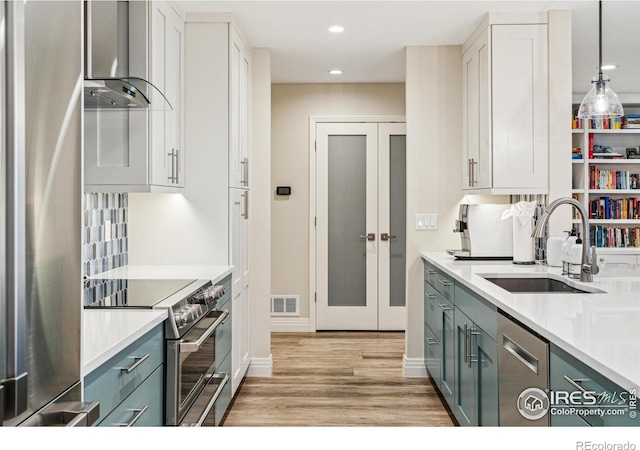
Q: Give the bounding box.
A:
[271,83,406,330]
[404,46,464,375]
[247,48,272,376]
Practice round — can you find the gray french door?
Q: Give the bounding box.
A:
[316,122,406,330]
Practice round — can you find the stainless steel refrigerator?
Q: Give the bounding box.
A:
[1,1,97,426]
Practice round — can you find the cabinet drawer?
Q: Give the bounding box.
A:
[84,325,164,425]
[423,260,455,301]
[454,283,497,340]
[596,254,638,270]
[215,352,233,425]
[215,300,232,364]
[550,345,638,427]
[98,365,163,427]
[424,283,441,336]
[424,323,442,388]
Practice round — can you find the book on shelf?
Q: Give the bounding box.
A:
[589,166,640,190]
[590,197,639,220]
[586,116,623,129]
[589,225,640,248]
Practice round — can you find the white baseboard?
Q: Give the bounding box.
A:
[270,317,312,332]
[403,355,428,378]
[247,356,273,377]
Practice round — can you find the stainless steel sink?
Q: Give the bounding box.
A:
[480,275,606,294]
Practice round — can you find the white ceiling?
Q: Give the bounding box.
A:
[174,0,640,95]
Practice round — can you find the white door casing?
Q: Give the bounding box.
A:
[315,120,406,331]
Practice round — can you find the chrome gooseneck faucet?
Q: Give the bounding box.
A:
[532,197,599,282]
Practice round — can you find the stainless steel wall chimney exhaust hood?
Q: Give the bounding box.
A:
[84,1,171,111]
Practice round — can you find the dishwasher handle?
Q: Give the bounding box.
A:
[502,333,539,375]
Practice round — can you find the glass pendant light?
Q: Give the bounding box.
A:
[577,0,624,119]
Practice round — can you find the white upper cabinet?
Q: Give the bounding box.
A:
[149,1,185,188]
[462,15,549,194]
[229,28,251,189]
[84,1,185,192]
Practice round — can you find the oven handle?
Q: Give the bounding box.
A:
[180,373,230,427]
[179,309,229,353]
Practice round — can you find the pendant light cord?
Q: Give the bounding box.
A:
[598,0,603,82]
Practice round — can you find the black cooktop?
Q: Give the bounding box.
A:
[83,278,197,308]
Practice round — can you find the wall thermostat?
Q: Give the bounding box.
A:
[276,186,291,196]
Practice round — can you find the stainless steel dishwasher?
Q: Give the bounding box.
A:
[498,312,550,426]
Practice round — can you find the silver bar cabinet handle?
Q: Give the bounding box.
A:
[120,353,150,374]
[438,279,452,287]
[117,405,149,427]
[563,375,590,394]
[438,303,453,311]
[175,148,179,184]
[463,323,469,363]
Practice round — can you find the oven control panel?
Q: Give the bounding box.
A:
[167,281,227,337]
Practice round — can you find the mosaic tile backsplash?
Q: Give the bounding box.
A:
[82,192,128,279]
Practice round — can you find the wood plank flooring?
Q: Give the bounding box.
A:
[222,331,456,427]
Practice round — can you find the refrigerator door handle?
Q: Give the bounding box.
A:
[4,0,29,422]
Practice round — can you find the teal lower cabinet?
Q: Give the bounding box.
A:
[424,279,455,407]
[84,324,164,427]
[424,323,442,389]
[423,260,498,426]
[98,366,163,427]
[550,344,638,427]
[453,308,498,426]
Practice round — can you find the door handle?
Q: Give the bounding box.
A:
[359,233,375,241]
[381,233,397,241]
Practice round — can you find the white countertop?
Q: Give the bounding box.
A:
[421,252,640,392]
[89,264,234,284]
[82,264,234,376]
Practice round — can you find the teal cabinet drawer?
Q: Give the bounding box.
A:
[98,365,163,427]
[476,329,499,426]
[215,299,232,364]
[550,345,638,427]
[215,352,233,425]
[424,260,455,301]
[424,283,443,337]
[424,323,442,388]
[454,283,497,340]
[84,325,164,425]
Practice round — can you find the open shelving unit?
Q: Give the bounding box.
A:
[571,123,640,255]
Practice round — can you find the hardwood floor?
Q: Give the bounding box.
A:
[222,331,456,427]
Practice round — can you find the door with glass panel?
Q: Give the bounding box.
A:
[316,122,406,330]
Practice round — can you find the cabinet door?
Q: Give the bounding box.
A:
[491,24,548,190]
[462,28,491,190]
[229,188,250,394]
[424,324,442,388]
[454,308,476,426]
[441,299,455,407]
[149,2,184,187]
[229,28,251,189]
[475,329,499,426]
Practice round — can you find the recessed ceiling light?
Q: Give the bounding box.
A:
[329,69,343,75]
[328,25,344,33]
[601,64,618,71]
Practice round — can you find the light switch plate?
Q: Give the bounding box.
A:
[415,213,438,230]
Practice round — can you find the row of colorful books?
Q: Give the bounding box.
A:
[589,166,640,190]
[572,114,639,129]
[590,197,640,220]
[589,226,640,248]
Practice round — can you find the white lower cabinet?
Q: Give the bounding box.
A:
[230,188,250,393]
